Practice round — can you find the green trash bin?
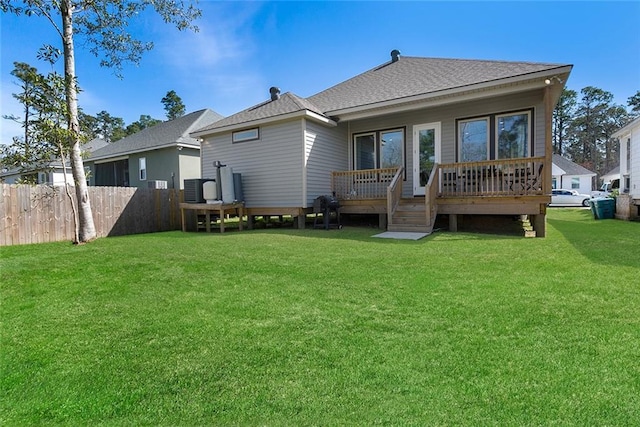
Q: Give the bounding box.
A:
[590,197,615,219]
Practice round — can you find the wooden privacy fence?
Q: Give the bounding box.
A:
[0,184,182,246]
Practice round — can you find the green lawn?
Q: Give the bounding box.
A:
[1,209,639,425]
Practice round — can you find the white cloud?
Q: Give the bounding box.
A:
[152,2,268,114]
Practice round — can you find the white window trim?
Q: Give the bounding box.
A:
[458,116,490,162]
[232,128,260,143]
[380,128,405,170]
[139,157,147,181]
[495,110,532,159]
[353,132,377,170]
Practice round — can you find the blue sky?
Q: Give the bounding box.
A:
[1,1,639,143]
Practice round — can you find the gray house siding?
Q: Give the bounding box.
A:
[128,147,199,189]
[88,147,200,189]
[201,120,305,208]
[347,90,546,197]
[304,120,348,206]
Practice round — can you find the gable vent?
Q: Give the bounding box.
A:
[270,86,281,101]
[391,49,401,63]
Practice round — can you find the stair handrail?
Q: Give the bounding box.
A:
[386,166,404,227]
[425,164,439,229]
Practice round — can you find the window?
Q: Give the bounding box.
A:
[571,177,580,189]
[354,133,376,169]
[552,177,557,189]
[496,112,530,158]
[233,128,259,143]
[139,157,146,181]
[459,118,489,162]
[380,129,404,169]
[353,128,405,171]
[457,110,533,161]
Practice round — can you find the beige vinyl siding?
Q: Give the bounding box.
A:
[304,120,348,207]
[177,150,201,189]
[347,89,546,197]
[630,126,640,199]
[201,120,305,207]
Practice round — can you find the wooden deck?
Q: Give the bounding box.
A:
[331,157,550,236]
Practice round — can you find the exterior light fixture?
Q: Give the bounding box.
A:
[545,76,564,85]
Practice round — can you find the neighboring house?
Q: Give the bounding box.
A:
[192,51,572,236]
[551,154,595,195]
[0,137,108,185]
[600,166,620,187]
[86,109,223,189]
[613,116,640,220]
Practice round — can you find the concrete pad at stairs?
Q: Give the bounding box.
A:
[372,231,430,240]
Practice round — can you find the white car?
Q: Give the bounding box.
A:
[550,189,592,207]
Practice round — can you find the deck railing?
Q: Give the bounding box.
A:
[424,165,439,228]
[331,167,398,199]
[386,167,404,227]
[331,157,546,203]
[438,157,545,197]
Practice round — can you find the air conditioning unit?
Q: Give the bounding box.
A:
[148,180,167,189]
[184,178,214,203]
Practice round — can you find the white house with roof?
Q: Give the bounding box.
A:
[551,154,595,195]
[191,51,572,236]
[0,137,108,185]
[613,116,640,220]
[85,109,223,189]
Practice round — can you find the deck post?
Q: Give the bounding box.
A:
[378,213,387,229]
[296,214,306,229]
[449,214,458,232]
[533,213,546,237]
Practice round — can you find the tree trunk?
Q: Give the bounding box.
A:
[61,0,96,242]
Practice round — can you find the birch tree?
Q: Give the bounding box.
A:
[1,0,201,243]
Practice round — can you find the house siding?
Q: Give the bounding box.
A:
[553,174,592,195]
[128,148,192,189]
[627,123,640,199]
[201,120,305,207]
[347,90,547,197]
[177,150,201,189]
[304,120,348,207]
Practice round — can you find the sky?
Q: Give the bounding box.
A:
[1,1,639,144]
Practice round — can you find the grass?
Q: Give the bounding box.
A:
[1,209,639,425]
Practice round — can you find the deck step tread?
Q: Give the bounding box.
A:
[387,224,432,233]
[390,198,430,231]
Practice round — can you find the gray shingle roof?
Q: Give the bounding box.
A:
[553,154,595,176]
[308,56,570,112]
[193,55,571,136]
[193,92,325,134]
[89,109,223,160]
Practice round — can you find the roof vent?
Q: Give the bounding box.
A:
[391,49,401,63]
[269,86,281,101]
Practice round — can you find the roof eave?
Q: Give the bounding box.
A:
[612,116,640,138]
[190,110,337,139]
[326,65,573,121]
[88,141,199,162]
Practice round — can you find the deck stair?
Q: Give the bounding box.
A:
[387,198,432,233]
[520,215,537,237]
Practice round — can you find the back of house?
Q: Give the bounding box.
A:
[191,51,572,236]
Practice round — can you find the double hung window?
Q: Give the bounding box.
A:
[139,157,147,181]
